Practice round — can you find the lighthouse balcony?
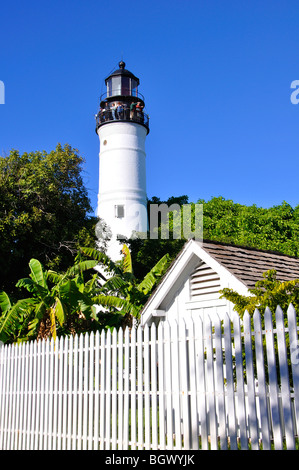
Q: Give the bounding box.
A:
[96,107,149,133]
[95,93,149,133]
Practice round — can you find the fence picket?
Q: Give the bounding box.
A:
[143,324,151,450]
[83,334,89,449]
[5,345,12,450]
[99,329,106,450]
[264,307,283,449]
[16,343,24,449]
[67,335,73,450]
[275,306,295,449]
[214,314,227,449]
[137,325,143,450]
[117,328,123,450]
[78,334,84,450]
[72,334,79,450]
[287,303,299,435]
[111,328,118,450]
[88,332,94,450]
[171,320,182,450]
[194,315,208,449]
[53,337,60,450]
[151,323,158,450]
[105,330,112,449]
[232,311,248,449]
[179,318,191,450]
[11,342,18,449]
[185,316,199,450]
[157,322,166,450]
[123,327,130,450]
[164,321,174,450]
[48,339,55,450]
[205,315,217,449]
[223,312,238,449]
[253,309,271,449]
[0,305,299,451]
[243,311,259,449]
[130,326,137,450]
[35,340,42,450]
[43,339,49,450]
[62,336,69,450]
[94,331,100,450]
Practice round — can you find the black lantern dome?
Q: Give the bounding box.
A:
[96,61,149,134]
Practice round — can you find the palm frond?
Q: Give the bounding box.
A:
[122,244,133,274]
[101,275,129,293]
[137,253,171,295]
[0,298,35,341]
[54,297,65,326]
[93,294,140,317]
[16,277,49,297]
[29,259,48,289]
[0,291,11,313]
[47,270,64,284]
[65,259,98,278]
[79,247,122,275]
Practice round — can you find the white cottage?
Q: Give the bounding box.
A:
[141,239,299,326]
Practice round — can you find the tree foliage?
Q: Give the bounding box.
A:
[220,269,299,318]
[129,195,299,281]
[0,245,171,344]
[0,143,97,297]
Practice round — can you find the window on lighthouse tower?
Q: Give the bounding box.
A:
[115,205,125,218]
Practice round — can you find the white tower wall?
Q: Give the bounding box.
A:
[97,121,148,260]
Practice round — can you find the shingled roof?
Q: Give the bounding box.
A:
[200,240,299,289]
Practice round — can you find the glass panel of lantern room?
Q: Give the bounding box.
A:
[131,79,138,97]
[121,77,130,95]
[107,79,112,97]
[112,76,121,96]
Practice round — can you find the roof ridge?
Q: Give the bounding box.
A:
[201,238,299,260]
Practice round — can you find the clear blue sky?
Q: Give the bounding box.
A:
[1,0,299,215]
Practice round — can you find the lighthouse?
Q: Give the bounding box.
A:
[96,61,149,260]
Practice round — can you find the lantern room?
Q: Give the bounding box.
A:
[106,60,139,97]
[96,61,149,133]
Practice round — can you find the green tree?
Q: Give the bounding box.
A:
[0,143,97,297]
[130,195,299,281]
[0,257,99,344]
[220,269,299,319]
[80,245,171,328]
[0,245,171,343]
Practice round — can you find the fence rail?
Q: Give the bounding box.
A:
[0,305,299,450]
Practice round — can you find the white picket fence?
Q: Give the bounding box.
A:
[0,304,299,450]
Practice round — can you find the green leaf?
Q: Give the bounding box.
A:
[137,253,170,295]
[65,259,98,277]
[29,259,47,289]
[93,294,140,318]
[0,291,11,313]
[122,244,133,274]
[0,298,35,341]
[54,297,65,326]
[102,275,129,293]
[79,247,122,275]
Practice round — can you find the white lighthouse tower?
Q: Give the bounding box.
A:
[96,61,149,260]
